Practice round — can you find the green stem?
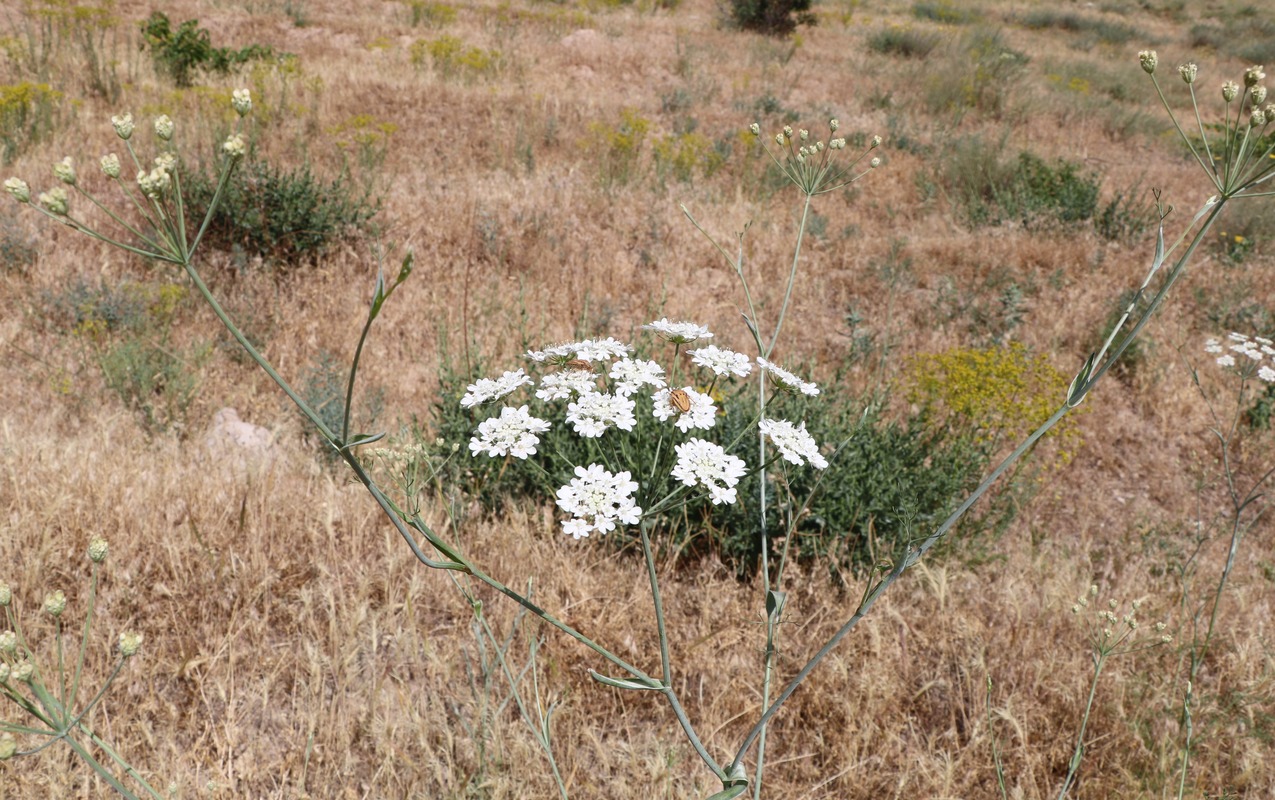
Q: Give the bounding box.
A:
[1055,652,1106,800]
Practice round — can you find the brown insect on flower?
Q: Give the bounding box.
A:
[564,359,594,372]
[668,388,692,413]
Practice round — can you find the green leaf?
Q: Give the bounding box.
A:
[343,431,386,449]
[1066,352,1097,408]
[705,785,748,800]
[588,670,664,691]
[766,589,787,623]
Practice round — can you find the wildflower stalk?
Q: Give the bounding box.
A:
[1056,652,1107,799]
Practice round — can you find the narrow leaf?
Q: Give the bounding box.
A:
[588,670,663,691]
[343,431,386,449]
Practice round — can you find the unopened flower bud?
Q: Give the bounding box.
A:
[39,188,68,215]
[43,590,67,618]
[154,152,177,172]
[232,87,252,116]
[0,732,16,760]
[749,122,760,136]
[0,631,15,654]
[1223,81,1239,102]
[154,114,174,141]
[53,157,76,186]
[1138,50,1157,74]
[119,630,143,657]
[1161,634,1173,643]
[798,129,809,141]
[783,126,792,138]
[829,118,839,131]
[111,112,134,140]
[1252,85,1267,105]
[869,157,880,168]
[12,660,33,682]
[870,135,882,148]
[100,153,121,178]
[775,132,785,146]
[3,178,29,203]
[222,134,246,159]
[1251,109,1267,127]
[1245,65,1265,87]
[88,538,109,563]
[1179,63,1197,84]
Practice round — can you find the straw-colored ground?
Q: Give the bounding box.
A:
[2,0,1275,796]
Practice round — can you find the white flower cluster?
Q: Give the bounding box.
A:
[461,368,532,408]
[555,465,642,538]
[458,318,830,539]
[1205,332,1275,381]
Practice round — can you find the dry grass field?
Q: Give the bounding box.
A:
[3,0,1275,796]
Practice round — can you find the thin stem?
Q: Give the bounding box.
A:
[765,193,812,357]
[639,520,673,684]
[1056,653,1107,800]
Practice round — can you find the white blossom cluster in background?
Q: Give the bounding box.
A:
[458,320,830,538]
[1204,332,1275,382]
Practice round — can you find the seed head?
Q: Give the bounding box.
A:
[869,157,881,168]
[1179,63,1197,84]
[43,590,67,618]
[39,187,69,215]
[88,537,109,563]
[798,129,809,141]
[1138,50,1157,75]
[0,732,15,760]
[119,630,143,658]
[1161,634,1173,643]
[1245,65,1265,87]
[154,152,178,172]
[775,132,785,146]
[137,168,171,199]
[100,153,121,178]
[154,114,174,141]
[53,157,76,186]
[232,87,252,116]
[3,178,29,203]
[1252,85,1268,106]
[829,118,839,131]
[1251,109,1267,127]
[783,126,793,138]
[1223,81,1239,102]
[871,135,882,148]
[111,112,134,140]
[0,631,15,654]
[749,122,760,136]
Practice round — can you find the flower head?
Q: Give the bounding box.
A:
[652,386,717,431]
[1223,81,1239,102]
[536,368,598,401]
[154,114,174,141]
[555,464,641,538]
[608,358,666,396]
[749,122,761,136]
[1179,62,1198,84]
[469,405,551,459]
[671,438,748,505]
[0,581,9,605]
[88,537,109,563]
[757,358,819,396]
[43,590,67,618]
[759,418,828,469]
[53,157,76,186]
[461,369,532,408]
[1138,50,1157,75]
[39,187,68,215]
[565,392,636,438]
[111,112,134,140]
[688,345,752,378]
[643,318,713,345]
[12,660,33,682]
[119,630,143,658]
[0,630,15,654]
[0,732,15,760]
[232,88,252,116]
[223,134,246,159]
[4,177,30,203]
[137,168,171,199]
[1245,65,1265,88]
[101,153,121,178]
[1251,85,1267,106]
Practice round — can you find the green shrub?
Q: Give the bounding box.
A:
[652,131,727,184]
[911,1,981,24]
[867,25,941,58]
[1018,10,1142,44]
[408,35,501,79]
[182,158,380,266]
[587,108,650,189]
[99,336,206,433]
[0,210,35,273]
[299,350,384,460]
[938,137,1100,229]
[923,28,1028,118]
[403,0,458,26]
[1095,185,1154,243]
[0,82,62,164]
[727,0,816,36]
[140,12,277,87]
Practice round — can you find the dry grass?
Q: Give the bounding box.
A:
[2,0,1275,796]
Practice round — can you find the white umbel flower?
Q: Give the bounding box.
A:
[688,345,752,377]
[565,392,636,438]
[555,464,642,538]
[757,358,819,396]
[469,405,551,459]
[609,358,666,396]
[759,418,828,469]
[574,337,632,361]
[643,318,713,344]
[461,369,532,408]
[1260,366,1275,382]
[671,439,748,505]
[536,369,598,401]
[652,387,717,431]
